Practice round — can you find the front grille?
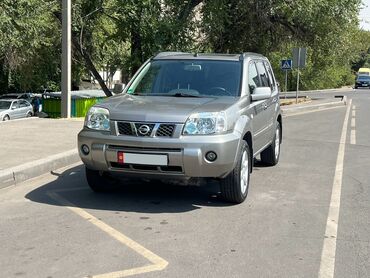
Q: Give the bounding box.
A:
[108,145,182,152]
[117,122,133,135]
[110,162,183,173]
[156,124,175,137]
[116,121,177,138]
[135,123,155,137]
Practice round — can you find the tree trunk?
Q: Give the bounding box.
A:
[130,21,143,75]
[53,11,112,97]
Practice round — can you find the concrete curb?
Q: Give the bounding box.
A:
[281,87,352,97]
[0,149,80,189]
[282,96,347,116]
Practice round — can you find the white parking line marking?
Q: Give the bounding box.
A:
[318,99,352,278]
[350,130,356,145]
[350,106,356,145]
[351,117,355,129]
[47,191,168,278]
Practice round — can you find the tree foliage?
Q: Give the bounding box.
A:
[0,0,367,93]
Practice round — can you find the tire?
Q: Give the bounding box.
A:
[220,141,251,204]
[261,122,281,166]
[85,167,116,192]
[2,115,10,121]
[26,111,32,117]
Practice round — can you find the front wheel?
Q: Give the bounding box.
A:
[26,111,32,117]
[220,141,251,204]
[261,122,281,166]
[85,167,117,192]
[2,115,10,121]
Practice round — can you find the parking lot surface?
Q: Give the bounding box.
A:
[0,89,369,278]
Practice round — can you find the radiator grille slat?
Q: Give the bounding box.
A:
[117,122,177,138]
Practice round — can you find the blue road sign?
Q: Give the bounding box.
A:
[281,59,292,70]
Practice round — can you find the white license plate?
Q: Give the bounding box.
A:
[118,152,168,166]
[361,84,368,86]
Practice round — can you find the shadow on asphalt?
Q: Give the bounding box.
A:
[26,164,237,214]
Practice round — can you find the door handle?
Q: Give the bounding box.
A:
[263,103,268,110]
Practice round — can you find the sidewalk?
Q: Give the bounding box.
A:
[0,118,83,188]
[280,87,352,98]
[0,95,347,189]
[281,97,347,116]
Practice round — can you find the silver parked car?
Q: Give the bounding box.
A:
[0,99,33,121]
[78,52,282,203]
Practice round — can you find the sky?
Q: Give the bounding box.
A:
[360,0,370,30]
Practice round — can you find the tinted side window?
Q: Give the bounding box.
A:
[19,100,28,108]
[248,62,259,92]
[256,61,270,87]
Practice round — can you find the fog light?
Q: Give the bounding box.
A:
[205,151,217,162]
[81,144,90,155]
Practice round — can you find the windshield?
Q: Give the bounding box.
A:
[0,100,11,109]
[127,60,242,97]
[357,76,370,80]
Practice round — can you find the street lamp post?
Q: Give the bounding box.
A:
[61,0,71,118]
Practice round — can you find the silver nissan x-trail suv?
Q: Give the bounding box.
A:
[78,52,282,203]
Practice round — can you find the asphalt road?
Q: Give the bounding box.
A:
[0,89,369,278]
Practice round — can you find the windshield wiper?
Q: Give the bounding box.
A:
[169,92,203,98]
[132,92,204,98]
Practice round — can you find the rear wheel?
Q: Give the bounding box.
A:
[26,111,32,117]
[261,122,281,166]
[2,115,9,121]
[220,141,251,204]
[85,167,117,192]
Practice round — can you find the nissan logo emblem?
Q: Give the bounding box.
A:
[138,125,151,135]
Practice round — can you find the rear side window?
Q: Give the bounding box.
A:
[256,61,270,87]
[19,100,28,108]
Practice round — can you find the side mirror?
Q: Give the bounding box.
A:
[251,87,272,101]
[113,83,125,94]
[11,106,16,110]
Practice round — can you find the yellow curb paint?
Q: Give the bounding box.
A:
[47,191,168,278]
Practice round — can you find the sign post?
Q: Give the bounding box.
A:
[292,48,307,104]
[281,59,292,99]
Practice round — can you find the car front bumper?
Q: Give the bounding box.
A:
[78,128,242,179]
[355,82,370,87]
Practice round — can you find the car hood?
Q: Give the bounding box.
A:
[99,94,237,123]
[0,109,9,114]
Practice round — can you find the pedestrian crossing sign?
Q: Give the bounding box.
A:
[281,59,292,70]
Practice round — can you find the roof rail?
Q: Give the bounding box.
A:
[242,52,265,58]
[153,51,189,59]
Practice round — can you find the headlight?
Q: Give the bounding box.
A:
[183,112,227,135]
[85,107,110,131]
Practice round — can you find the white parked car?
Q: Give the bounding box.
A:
[0,99,33,121]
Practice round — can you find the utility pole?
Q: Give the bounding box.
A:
[61,0,71,118]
